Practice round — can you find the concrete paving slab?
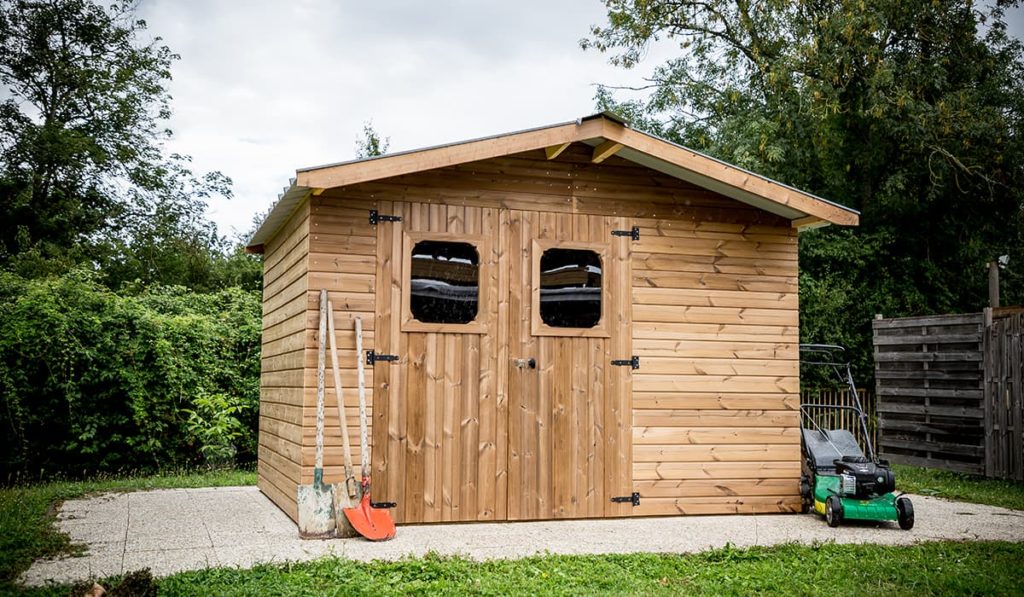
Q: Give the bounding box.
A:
[122,547,219,577]
[20,486,1024,588]
[125,531,213,553]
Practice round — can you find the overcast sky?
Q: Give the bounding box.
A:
[134,0,1024,240]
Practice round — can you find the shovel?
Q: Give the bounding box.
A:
[343,315,397,541]
[327,300,360,537]
[297,289,335,539]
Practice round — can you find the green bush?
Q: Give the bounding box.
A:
[0,269,261,479]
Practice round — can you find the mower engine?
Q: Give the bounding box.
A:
[834,456,896,499]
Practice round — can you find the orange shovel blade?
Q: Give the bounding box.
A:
[343,493,396,541]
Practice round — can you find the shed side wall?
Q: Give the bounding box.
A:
[259,199,311,521]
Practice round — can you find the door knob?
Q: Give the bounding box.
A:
[514,358,537,369]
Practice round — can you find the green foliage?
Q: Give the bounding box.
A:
[111,542,1024,596]
[0,467,255,589]
[585,0,1024,384]
[0,270,261,478]
[183,393,248,466]
[355,121,390,159]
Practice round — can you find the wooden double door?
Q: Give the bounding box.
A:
[372,201,633,523]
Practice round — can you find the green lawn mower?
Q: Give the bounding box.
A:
[799,344,914,530]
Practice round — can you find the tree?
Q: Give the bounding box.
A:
[355,121,390,158]
[0,0,232,288]
[584,0,1024,380]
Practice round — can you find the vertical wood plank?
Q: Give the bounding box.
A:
[589,335,606,516]
[495,207,510,521]
[550,335,571,517]
[605,215,633,517]
[372,200,393,505]
[405,331,426,522]
[505,209,523,520]
[442,333,458,521]
[423,331,440,521]
[461,333,481,518]
[477,207,498,519]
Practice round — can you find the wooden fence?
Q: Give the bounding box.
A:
[873,309,1024,479]
[984,311,1024,481]
[872,313,986,474]
[800,389,878,456]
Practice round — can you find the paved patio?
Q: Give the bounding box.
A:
[22,486,1024,587]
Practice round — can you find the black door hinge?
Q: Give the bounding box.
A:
[611,226,640,241]
[369,210,402,225]
[610,492,641,507]
[371,501,397,509]
[611,356,640,369]
[366,350,399,365]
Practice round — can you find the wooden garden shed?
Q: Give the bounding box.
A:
[246,113,859,524]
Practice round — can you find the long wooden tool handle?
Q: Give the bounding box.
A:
[355,316,369,479]
[327,300,356,497]
[315,289,327,481]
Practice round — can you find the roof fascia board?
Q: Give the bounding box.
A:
[601,125,859,226]
[296,118,608,190]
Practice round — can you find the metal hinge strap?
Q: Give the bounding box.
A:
[611,226,640,241]
[610,492,640,506]
[369,210,402,225]
[611,356,640,369]
[366,350,399,365]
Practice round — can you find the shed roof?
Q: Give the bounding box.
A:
[247,112,859,252]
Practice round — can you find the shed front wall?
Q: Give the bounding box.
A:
[265,143,800,522]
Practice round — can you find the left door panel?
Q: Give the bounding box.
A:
[371,201,505,523]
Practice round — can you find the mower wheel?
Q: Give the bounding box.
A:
[897,496,915,530]
[825,495,843,527]
[799,476,812,513]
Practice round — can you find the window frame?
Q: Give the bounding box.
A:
[530,239,611,338]
[401,231,492,334]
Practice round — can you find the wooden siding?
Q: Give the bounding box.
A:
[629,214,802,516]
[262,142,803,521]
[258,200,310,521]
[302,197,378,489]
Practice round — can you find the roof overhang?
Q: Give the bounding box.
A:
[247,112,858,251]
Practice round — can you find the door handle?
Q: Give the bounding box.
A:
[514,358,537,369]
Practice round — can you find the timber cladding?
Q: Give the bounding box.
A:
[258,143,804,524]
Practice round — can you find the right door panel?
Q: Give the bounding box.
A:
[504,209,634,520]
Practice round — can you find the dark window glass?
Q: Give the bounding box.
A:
[539,248,602,328]
[410,240,479,324]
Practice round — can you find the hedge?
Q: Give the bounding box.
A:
[0,270,261,480]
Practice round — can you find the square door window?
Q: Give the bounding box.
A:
[409,240,480,324]
[539,248,602,328]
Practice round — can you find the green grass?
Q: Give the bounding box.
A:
[0,467,255,590]
[894,464,1024,511]
[22,541,1024,597]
